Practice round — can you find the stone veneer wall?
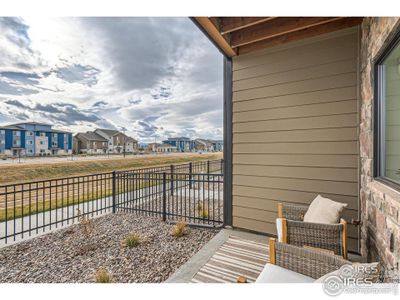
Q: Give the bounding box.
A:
[360,17,400,271]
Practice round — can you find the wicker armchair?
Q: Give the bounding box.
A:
[277,203,348,258]
[269,238,350,279]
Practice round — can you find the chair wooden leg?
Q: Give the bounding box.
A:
[340,218,348,259]
[277,203,283,218]
[281,218,287,243]
[269,238,276,264]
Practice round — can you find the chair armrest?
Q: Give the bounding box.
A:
[269,238,350,279]
[278,203,308,221]
[282,219,347,258]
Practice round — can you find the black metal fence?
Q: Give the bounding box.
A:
[115,172,223,226]
[0,159,223,244]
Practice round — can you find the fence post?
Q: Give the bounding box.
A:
[170,165,174,196]
[162,172,167,222]
[189,162,193,190]
[207,160,210,181]
[112,171,116,213]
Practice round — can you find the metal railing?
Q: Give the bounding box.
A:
[0,159,223,244]
[115,172,223,226]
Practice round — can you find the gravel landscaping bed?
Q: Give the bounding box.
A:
[0,213,219,283]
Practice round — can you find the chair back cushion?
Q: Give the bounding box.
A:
[304,195,347,224]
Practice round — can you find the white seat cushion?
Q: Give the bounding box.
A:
[303,195,347,224]
[256,263,314,283]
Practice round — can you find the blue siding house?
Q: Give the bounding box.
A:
[0,122,73,156]
[163,137,196,152]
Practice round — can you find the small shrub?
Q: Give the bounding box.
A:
[171,221,187,237]
[124,233,141,248]
[95,268,112,283]
[201,209,209,219]
[77,208,94,236]
[197,203,209,219]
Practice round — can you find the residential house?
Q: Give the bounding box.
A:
[125,136,138,153]
[194,139,223,152]
[163,137,195,152]
[193,17,400,271]
[147,143,159,152]
[156,143,177,153]
[95,129,138,153]
[73,132,108,154]
[0,122,72,156]
[210,140,223,152]
[147,142,177,153]
[194,139,214,152]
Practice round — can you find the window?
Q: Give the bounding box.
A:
[28,141,33,145]
[28,131,34,136]
[0,130,4,134]
[13,131,21,136]
[374,30,400,187]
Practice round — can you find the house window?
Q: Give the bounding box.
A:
[374,31,400,188]
[13,131,21,136]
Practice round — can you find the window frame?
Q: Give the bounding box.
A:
[374,29,400,190]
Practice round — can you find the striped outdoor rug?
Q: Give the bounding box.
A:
[191,236,269,283]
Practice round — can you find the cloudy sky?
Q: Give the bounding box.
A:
[0,17,223,143]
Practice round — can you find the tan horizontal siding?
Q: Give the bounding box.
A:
[233,72,357,102]
[233,164,358,182]
[231,27,360,251]
[233,175,357,196]
[232,188,358,210]
[233,58,356,92]
[234,128,358,143]
[233,86,357,112]
[233,154,358,168]
[233,29,358,72]
[234,100,357,123]
[233,141,358,155]
[233,114,358,133]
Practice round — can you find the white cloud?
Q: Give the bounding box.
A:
[0,17,223,142]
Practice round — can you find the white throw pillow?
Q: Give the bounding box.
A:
[303,195,347,224]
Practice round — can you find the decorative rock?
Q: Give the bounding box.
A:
[0,213,219,283]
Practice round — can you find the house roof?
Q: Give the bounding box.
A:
[192,17,363,57]
[76,131,108,142]
[0,125,27,130]
[12,121,52,127]
[95,128,120,136]
[167,137,190,141]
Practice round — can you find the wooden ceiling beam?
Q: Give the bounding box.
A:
[231,17,344,48]
[220,17,277,34]
[238,17,363,55]
[193,17,237,57]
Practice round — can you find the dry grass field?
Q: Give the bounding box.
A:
[0,153,222,185]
